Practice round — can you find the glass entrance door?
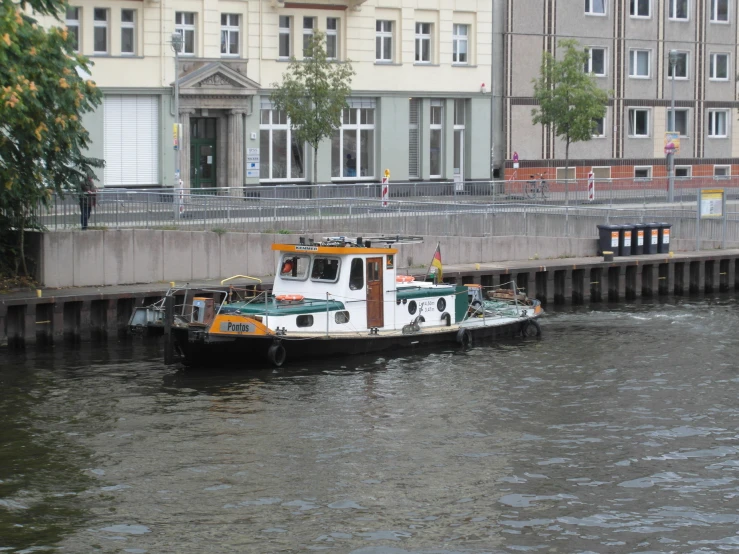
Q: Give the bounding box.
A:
[190,118,217,190]
[453,129,464,190]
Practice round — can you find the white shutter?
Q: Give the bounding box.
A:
[104,95,160,186]
[408,98,419,178]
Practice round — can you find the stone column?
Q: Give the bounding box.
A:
[228,109,246,195]
[180,109,195,190]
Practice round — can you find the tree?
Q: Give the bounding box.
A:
[531,39,610,203]
[271,30,354,185]
[0,0,103,276]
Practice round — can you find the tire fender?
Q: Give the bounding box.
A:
[267,342,287,367]
[521,319,542,338]
[456,328,472,346]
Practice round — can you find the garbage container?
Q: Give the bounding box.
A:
[658,222,672,254]
[597,224,621,255]
[619,224,634,256]
[632,223,646,255]
[643,222,659,254]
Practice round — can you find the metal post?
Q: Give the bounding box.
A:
[163,294,174,365]
[668,50,678,203]
[172,33,183,186]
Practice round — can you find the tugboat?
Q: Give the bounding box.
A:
[162,236,543,367]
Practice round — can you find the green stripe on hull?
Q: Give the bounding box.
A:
[221,299,346,316]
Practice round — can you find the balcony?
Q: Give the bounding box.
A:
[270,0,368,10]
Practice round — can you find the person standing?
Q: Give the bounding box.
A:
[79,176,97,230]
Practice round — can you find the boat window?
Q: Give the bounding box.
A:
[335,310,350,324]
[311,257,340,282]
[280,255,310,280]
[296,315,314,327]
[349,258,364,290]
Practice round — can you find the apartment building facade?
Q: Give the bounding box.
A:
[39,0,493,189]
[503,0,739,181]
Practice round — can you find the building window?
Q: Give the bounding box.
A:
[303,16,315,57]
[220,14,239,56]
[279,16,291,58]
[675,166,691,178]
[585,47,606,76]
[326,17,338,59]
[259,109,305,181]
[668,0,689,20]
[93,8,108,54]
[430,103,443,178]
[709,53,729,80]
[585,0,606,15]
[714,165,731,177]
[376,20,393,62]
[667,51,688,78]
[629,49,650,78]
[708,110,728,137]
[667,108,689,136]
[453,24,468,64]
[592,167,611,179]
[630,0,651,17]
[628,108,650,137]
[592,116,606,137]
[121,9,135,55]
[409,98,420,178]
[415,22,431,63]
[634,166,652,179]
[710,0,728,22]
[65,7,80,52]
[331,107,375,179]
[175,12,195,55]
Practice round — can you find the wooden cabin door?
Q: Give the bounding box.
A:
[366,257,384,328]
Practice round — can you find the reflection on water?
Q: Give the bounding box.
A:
[1,297,739,553]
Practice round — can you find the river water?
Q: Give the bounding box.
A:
[1,296,739,554]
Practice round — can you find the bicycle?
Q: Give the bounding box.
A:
[525,174,550,200]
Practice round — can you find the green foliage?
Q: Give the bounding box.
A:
[211,227,227,236]
[270,31,354,184]
[0,0,103,275]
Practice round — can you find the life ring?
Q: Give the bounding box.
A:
[267,343,287,367]
[275,294,304,302]
[456,328,472,346]
[396,275,415,283]
[520,319,542,338]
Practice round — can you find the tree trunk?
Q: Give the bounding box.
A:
[564,139,570,206]
[313,144,318,186]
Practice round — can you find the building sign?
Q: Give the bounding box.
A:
[664,132,680,155]
[700,189,724,218]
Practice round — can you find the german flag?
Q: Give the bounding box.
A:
[429,243,443,282]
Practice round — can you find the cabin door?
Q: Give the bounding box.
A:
[366,257,384,328]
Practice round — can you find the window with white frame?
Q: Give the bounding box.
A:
[585,0,606,15]
[331,106,375,179]
[668,0,689,19]
[710,0,728,22]
[629,49,650,77]
[302,16,315,57]
[104,95,159,186]
[220,14,239,56]
[585,47,606,76]
[675,166,691,178]
[592,116,606,137]
[453,24,468,64]
[65,7,80,52]
[415,22,431,63]
[175,12,195,55]
[667,108,689,136]
[121,9,135,55]
[667,51,688,78]
[708,110,728,137]
[326,17,338,59]
[93,8,108,54]
[630,0,650,17]
[259,109,305,181]
[279,16,291,58]
[430,103,443,177]
[634,166,652,179]
[714,165,730,177]
[628,108,650,136]
[376,20,393,62]
[710,53,729,80]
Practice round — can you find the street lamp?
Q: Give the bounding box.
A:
[171,32,183,187]
[667,49,678,203]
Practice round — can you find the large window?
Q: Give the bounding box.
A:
[221,14,240,56]
[629,49,650,78]
[710,0,728,22]
[376,20,393,62]
[259,109,305,181]
[628,108,649,137]
[311,257,340,282]
[331,107,375,179]
[592,116,606,137]
[65,7,80,52]
[93,8,108,54]
[666,108,689,136]
[302,16,315,57]
[669,0,689,20]
[326,17,338,59]
[279,16,291,58]
[452,24,468,64]
[708,110,728,137]
[349,258,364,290]
[585,0,606,15]
[710,53,729,80]
[121,9,135,55]
[667,51,688,78]
[408,98,420,178]
[104,95,159,186]
[415,22,431,63]
[279,255,310,280]
[175,12,195,55]
[634,166,652,179]
[630,0,650,17]
[585,47,606,76]
[430,103,443,178]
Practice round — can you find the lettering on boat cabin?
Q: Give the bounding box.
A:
[220,321,254,333]
[295,246,319,252]
[418,299,440,314]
